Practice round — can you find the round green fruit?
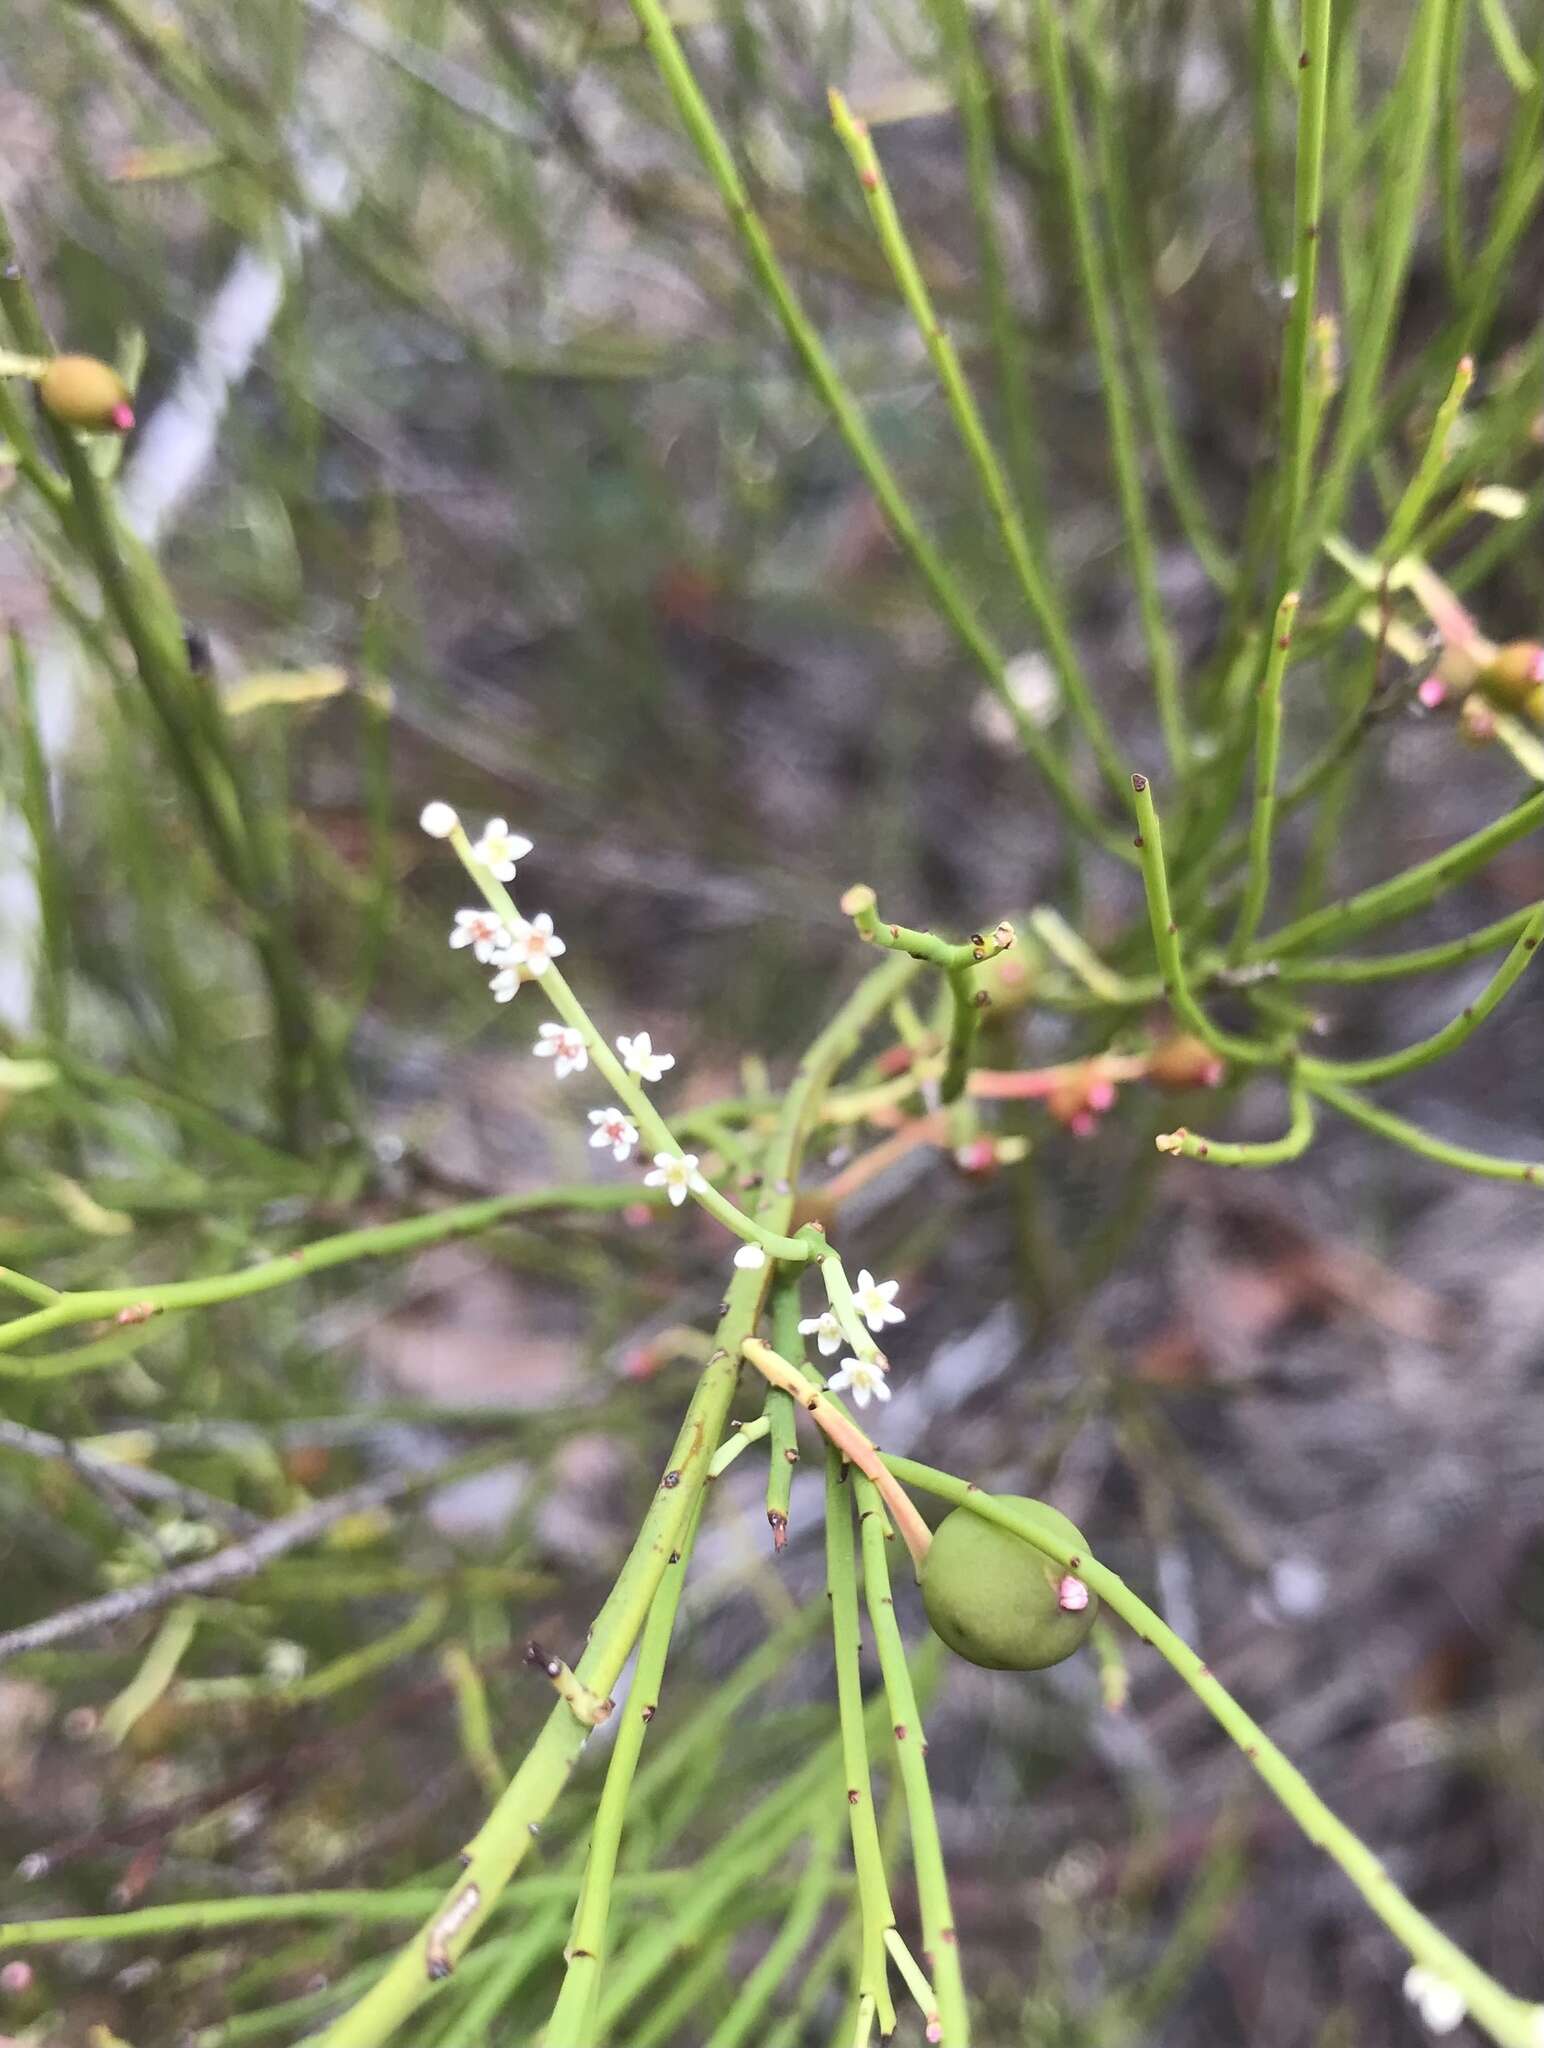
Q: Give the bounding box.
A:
[921,1495,1097,1672]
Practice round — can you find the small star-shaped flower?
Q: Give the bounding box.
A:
[496,913,565,978]
[825,1357,891,1410]
[642,1151,706,1207]
[533,1022,587,1078]
[450,908,511,963]
[616,1031,675,1084]
[471,817,533,881]
[797,1310,844,1358]
[852,1269,905,1333]
[588,1107,639,1163]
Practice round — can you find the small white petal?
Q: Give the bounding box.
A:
[420,801,459,839]
[733,1243,767,1269]
[1404,1969,1467,2036]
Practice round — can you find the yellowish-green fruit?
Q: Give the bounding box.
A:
[38,355,135,433]
[921,1495,1097,1671]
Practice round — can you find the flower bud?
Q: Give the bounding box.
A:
[1478,641,1544,713]
[419,801,460,839]
[38,354,135,433]
[1045,1061,1115,1137]
[1146,1033,1226,1091]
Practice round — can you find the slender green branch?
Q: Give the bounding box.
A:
[701,1820,841,2048]
[1028,0,1186,771]
[1267,906,1539,982]
[1276,0,1334,586]
[842,886,1012,1103]
[882,1464,1544,2048]
[764,1273,805,1549]
[1381,352,1475,563]
[853,1472,969,2046]
[926,0,1046,530]
[842,885,1014,976]
[1306,1077,1544,1184]
[620,0,1132,858]
[0,1183,665,1357]
[827,87,1127,801]
[1301,906,1543,1084]
[1154,1082,1315,1167]
[1230,592,1301,958]
[707,1414,772,1479]
[1251,789,1544,959]
[542,1493,706,2044]
[826,1453,898,2036]
[1130,775,1278,1064]
[1305,0,1452,563]
[741,1338,933,1568]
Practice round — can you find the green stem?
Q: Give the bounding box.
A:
[853,1472,969,2046]
[1028,0,1186,772]
[764,1274,805,1548]
[1250,789,1544,959]
[1129,775,1278,1064]
[702,1821,841,2048]
[1276,0,1334,587]
[826,1452,899,2036]
[1310,0,1453,560]
[1300,905,1543,1084]
[542,1493,706,2045]
[1230,592,1302,958]
[927,0,1046,530]
[881,1464,1544,2048]
[1268,906,1539,983]
[1306,1077,1544,1184]
[827,88,1126,801]
[620,0,1131,858]
[1154,1082,1315,1167]
[0,1183,666,1357]
[843,887,1010,1104]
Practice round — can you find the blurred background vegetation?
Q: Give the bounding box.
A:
[1,0,1543,2042]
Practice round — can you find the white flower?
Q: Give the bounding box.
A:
[826,1356,891,1410]
[588,1107,639,1163]
[496,913,565,978]
[642,1151,706,1207]
[471,816,533,881]
[533,1022,588,1078]
[798,1310,844,1358]
[489,966,523,1003]
[420,800,459,839]
[616,1031,675,1084]
[450,907,510,963]
[264,1639,308,1684]
[852,1269,905,1333]
[1403,1967,1466,2035]
[732,1243,767,1270]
